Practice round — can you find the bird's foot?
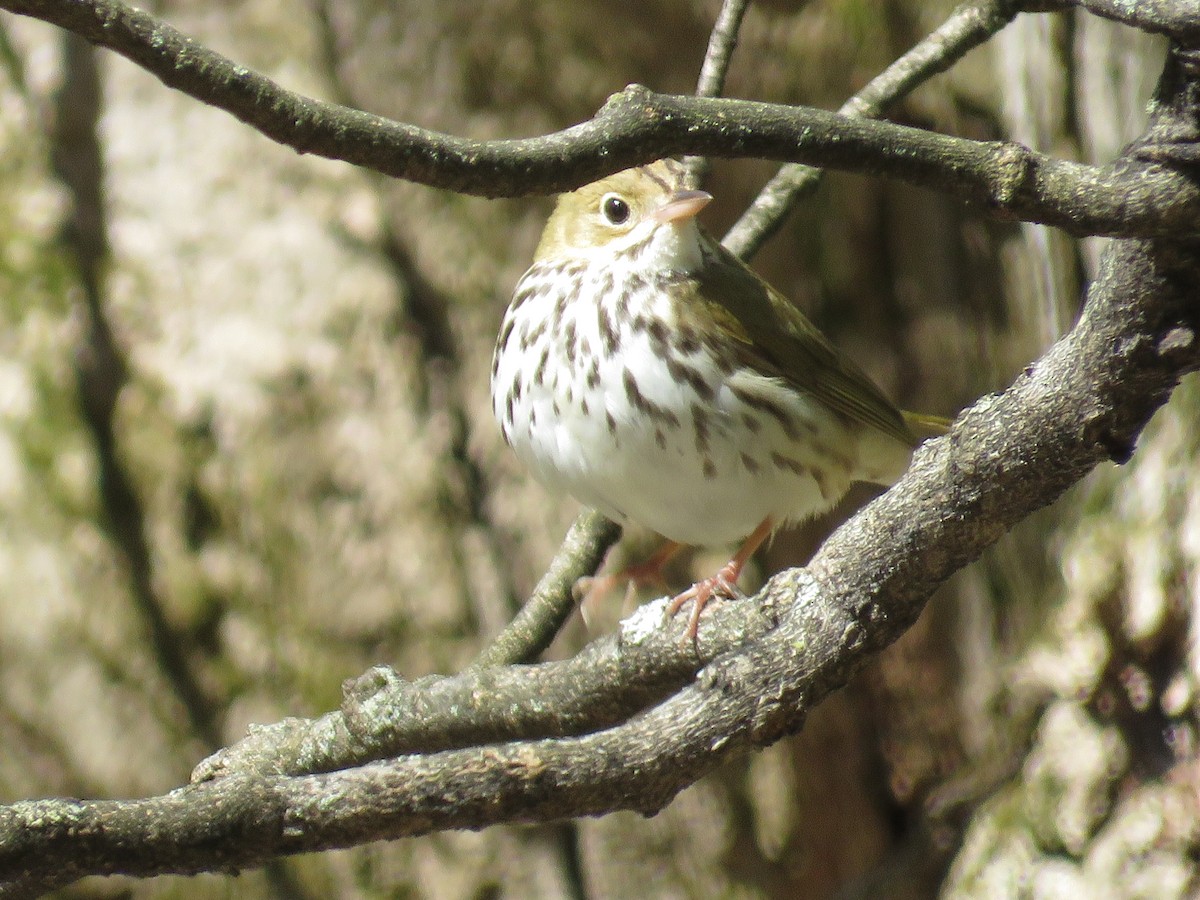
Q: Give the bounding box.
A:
[665,559,747,641]
[663,517,774,641]
[574,540,683,627]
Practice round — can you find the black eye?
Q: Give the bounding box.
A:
[601,194,630,225]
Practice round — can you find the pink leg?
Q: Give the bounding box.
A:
[666,518,774,639]
[576,540,685,624]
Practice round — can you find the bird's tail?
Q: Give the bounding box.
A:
[902,410,953,443]
[858,410,951,485]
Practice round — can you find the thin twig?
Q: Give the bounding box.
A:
[472,511,621,668]
[685,0,752,188]
[695,0,752,100]
[724,0,1026,257]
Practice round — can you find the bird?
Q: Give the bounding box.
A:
[491,158,946,637]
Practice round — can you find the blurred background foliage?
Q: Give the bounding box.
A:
[0,0,1195,897]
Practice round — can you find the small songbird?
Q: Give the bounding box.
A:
[492,158,944,636]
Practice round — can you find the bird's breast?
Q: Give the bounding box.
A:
[490,260,868,545]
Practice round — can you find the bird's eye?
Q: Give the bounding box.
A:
[601,194,631,225]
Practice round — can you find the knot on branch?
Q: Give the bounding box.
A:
[343,665,406,705]
[191,718,310,782]
[1157,325,1196,359]
[601,83,656,117]
[1178,47,1200,73]
[341,666,415,745]
[1128,45,1200,169]
[987,141,1035,212]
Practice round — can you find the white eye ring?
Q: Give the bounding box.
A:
[600,193,631,226]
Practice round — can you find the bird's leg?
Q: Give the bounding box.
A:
[667,517,774,639]
[576,539,685,625]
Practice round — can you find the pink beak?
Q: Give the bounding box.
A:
[652,189,713,224]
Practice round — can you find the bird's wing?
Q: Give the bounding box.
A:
[692,237,915,447]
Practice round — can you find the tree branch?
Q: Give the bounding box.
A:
[693,0,750,102]
[1065,0,1200,41]
[684,0,751,187]
[471,510,621,668]
[189,591,769,783]
[726,0,1028,257]
[1,0,1197,237]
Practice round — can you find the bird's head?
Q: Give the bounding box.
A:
[534,159,713,267]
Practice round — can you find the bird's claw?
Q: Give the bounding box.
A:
[665,561,745,641]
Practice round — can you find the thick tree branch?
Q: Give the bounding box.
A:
[1062,0,1200,41]
[1,0,1197,237]
[191,590,774,783]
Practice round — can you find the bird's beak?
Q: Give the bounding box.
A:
[652,189,713,224]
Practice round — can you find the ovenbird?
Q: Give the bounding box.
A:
[492,158,944,636]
